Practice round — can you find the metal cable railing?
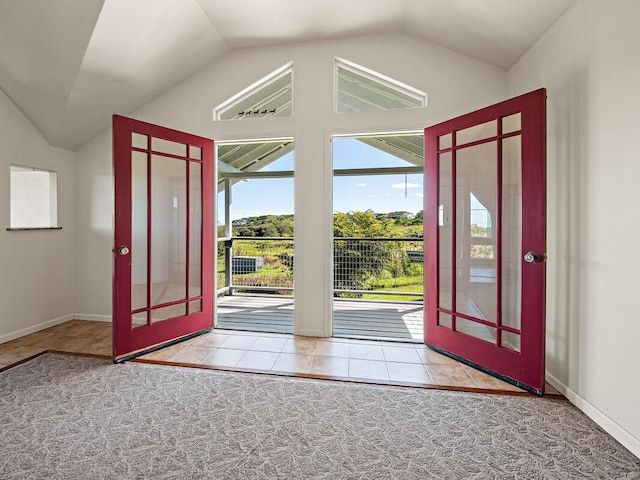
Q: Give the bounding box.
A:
[217,237,294,296]
[217,237,423,301]
[333,238,423,301]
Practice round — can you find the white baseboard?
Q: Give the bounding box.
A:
[297,328,328,337]
[0,313,74,345]
[546,372,640,459]
[73,314,112,323]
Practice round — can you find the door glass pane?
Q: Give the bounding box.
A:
[189,300,202,314]
[132,312,147,328]
[150,155,187,307]
[131,151,148,311]
[502,113,521,134]
[189,146,202,160]
[438,311,452,329]
[501,136,522,330]
[438,133,452,150]
[189,162,202,298]
[438,152,452,310]
[456,120,497,146]
[455,142,497,325]
[501,331,521,352]
[132,133,148,149]
[151,303,187,323]
[456,318,496,344]
[151,137,187,157]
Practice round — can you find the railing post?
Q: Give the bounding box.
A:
[224,239,233,295]
[224,178,233,295]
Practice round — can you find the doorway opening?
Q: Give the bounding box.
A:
[216,139,295,334]
[332,133,424,341]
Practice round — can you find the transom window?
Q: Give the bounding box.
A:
[214,63,293,121]
[335,57,426,113]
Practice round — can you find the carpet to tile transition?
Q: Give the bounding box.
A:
[1,354,639,479]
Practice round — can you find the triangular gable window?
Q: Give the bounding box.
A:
[335,57,426,113]
[214,63,292,121]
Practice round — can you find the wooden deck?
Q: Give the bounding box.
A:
[216,294,423,341]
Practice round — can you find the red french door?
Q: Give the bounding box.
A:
[113,115,214,361]
[424,89,546,394]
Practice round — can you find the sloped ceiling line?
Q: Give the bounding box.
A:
[0,0,577,150]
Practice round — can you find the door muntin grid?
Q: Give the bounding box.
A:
[129,133,204,327]
[436,117,523,352]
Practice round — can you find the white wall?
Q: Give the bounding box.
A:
[508,0,640,457]
[0,89,76,341]
[74,32,507,333]
[74,130,112,319]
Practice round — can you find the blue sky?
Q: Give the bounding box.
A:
[220,138,424,221]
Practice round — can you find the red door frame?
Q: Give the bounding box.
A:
[424,89,546,394]
[113,115,214,361]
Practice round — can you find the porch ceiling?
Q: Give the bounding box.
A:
[217,133,423,182]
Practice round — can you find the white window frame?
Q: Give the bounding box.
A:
[334,57,427,113]
[8,164,60,230]
[213,62,294,121]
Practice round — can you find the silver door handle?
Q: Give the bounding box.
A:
[523,251,543,263]
[114,245,130,256]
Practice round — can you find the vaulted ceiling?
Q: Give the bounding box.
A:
[0,0,576,150]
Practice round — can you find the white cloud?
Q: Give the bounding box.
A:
[356,183,367,187]
[369,194,377,198]
[414,193,423,198]
[384,193,391,197]
[391,182,420,190]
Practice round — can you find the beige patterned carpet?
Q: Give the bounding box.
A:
[1,353,639,479]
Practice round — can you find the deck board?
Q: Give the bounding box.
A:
[217,294,424,340]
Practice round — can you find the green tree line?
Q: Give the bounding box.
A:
[220,210,424,238]
[219,210,424,300]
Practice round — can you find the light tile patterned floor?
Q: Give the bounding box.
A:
[0,320,560,395]
[139,329,530,392]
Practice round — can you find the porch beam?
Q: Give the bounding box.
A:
[219,166,422,180]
